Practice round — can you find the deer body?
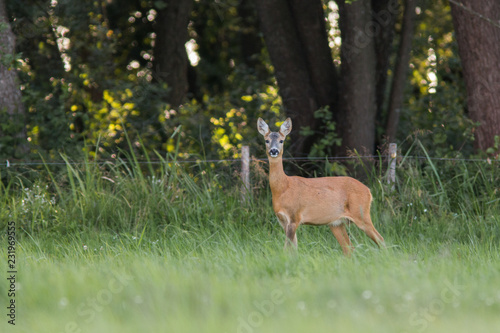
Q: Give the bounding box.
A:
[258,118,385,255]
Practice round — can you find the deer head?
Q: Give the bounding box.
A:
[257,118,292,158]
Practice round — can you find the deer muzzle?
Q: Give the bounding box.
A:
[269,148,279,157]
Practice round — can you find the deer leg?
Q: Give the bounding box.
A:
[329,223,353,256]
[285,222,298,249]
[276,212,288,230]
[276,212,297,249]
[345,204,385,248]
[363,224,386,248]
[358,210,385,247]
[353,217,385,248]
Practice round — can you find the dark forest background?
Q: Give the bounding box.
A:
[1,0,499,163]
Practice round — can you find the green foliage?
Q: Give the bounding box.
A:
[0,108,26,158]
[207,84,282,159]
[4,0,279,161]
[485,136,500,156]
[399,0,475,157]
[301,106,342,158]
[374,141,500,243]
[22,79,76,156]
[2,0,494,163]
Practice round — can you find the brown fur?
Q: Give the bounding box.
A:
[258,118,385,255]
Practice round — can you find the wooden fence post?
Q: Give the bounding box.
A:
[241,146,250,202]
[388,143,397,190]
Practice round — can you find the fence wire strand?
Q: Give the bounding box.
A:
[1,155,498,168]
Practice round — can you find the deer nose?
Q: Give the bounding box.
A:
[269,148,279,157]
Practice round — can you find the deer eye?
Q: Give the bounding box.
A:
[265,140,269,143]
[279,140,283,143]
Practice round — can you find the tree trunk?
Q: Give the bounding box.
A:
[450,0,500,152]
[385,0,416,141]
[337,0,377,155]
[288,0,338,110]
[0,0,27,157]
[255,0,337,156]
[255,0,318,156]
[153,0,193,108]
[372,0,398,130]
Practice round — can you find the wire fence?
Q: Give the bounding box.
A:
[2,146,498,199]
[1,155,498,168]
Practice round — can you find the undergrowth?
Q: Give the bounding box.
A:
[0,142,498,247]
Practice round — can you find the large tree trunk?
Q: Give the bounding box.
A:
[153,0,193,108]
[288,0,338,110]
[372,0,398,133]
[255,0,336,156]
[0,0,27,157]
[385,0,416,141]
[255,0,318,156]
[337,0,377,155]
[450,0,500,153]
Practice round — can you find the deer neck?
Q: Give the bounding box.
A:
[268,156,288,195]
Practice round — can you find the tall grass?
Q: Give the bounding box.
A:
[1,144,498,242]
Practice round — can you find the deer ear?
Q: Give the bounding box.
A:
[279,118,292,136]
[257,118,270,136]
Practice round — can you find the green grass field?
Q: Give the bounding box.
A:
[1,153,499,333]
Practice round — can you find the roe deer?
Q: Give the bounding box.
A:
[257,117,385,255]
